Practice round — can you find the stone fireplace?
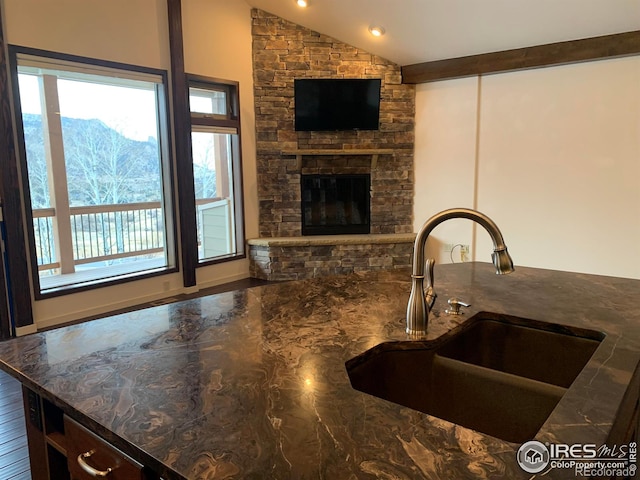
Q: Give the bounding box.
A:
[249,10,416,281]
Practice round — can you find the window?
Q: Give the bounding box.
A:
[188,77,244,263]
[11,48,176,296]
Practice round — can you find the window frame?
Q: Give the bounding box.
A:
[187,74,245,266]
[8,45,178,299]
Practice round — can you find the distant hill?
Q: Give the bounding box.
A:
[21,113,162,207]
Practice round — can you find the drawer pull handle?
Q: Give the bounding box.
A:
[77,449,113,477]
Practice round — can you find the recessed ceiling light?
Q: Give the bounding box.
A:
[296,0,308,7]
[368,25,385,37]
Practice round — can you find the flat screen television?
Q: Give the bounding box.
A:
[294,78,381,131]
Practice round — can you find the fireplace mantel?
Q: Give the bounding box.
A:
[282,149,395,170]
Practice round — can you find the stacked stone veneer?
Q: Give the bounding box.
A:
[250,9,416,280]
[248,235,415,281]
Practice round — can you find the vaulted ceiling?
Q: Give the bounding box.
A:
[244,0,640,66]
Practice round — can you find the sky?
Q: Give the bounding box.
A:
[18,73,159,142]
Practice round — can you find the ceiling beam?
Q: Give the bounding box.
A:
[402,30,640,84]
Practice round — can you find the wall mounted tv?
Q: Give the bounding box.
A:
[294,78,381,132]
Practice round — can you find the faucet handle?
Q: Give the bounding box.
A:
[445,297,471,315]
[425,258,437,309]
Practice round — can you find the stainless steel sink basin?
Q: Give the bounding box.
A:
[346,313,604,443]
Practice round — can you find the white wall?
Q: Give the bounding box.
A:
[414,76,478,262]
[3,0,258,330]
[4,0,170,69]
[414,56,640,279]
[182,0,259,289]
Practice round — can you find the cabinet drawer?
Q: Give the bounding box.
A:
[64,416,143,480]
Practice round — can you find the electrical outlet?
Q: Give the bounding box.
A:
[460,245,470,262]
[443,243,470,262]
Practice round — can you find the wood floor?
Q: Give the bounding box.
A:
[0,369,29,479]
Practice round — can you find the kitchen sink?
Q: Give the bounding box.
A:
[436,316,603,388]
[346,313,604,443]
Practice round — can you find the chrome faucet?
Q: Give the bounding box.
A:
[406,208,515,336]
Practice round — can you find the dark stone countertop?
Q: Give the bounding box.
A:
[0,262,639,479]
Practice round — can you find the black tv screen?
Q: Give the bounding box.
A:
[294,78,381,131]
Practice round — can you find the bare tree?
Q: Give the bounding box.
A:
[63,118,160,206]
[22,116,50,209]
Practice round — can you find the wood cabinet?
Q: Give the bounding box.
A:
[22,386,158,480]
[607,364,640,447]
[65,417,144,480]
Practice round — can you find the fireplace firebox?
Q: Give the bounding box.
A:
[301,174,370,235]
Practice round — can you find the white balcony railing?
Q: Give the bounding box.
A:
[33,202,165,275]
[32,199,216,282]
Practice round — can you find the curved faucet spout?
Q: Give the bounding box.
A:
[406,208,514,336]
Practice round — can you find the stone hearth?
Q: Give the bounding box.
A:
[248,234,415,281]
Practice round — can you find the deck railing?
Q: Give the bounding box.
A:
[33,198,218,276]
[33,198,217,276]
[33,202,165,274]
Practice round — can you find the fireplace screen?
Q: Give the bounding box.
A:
[301,174,370,235]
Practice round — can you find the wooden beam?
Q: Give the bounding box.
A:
[167,0,197,287]
[0,10,34,331]
[282,148,395,170]
[402,30,640,84]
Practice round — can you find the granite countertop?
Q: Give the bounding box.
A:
[0,262,639,479]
